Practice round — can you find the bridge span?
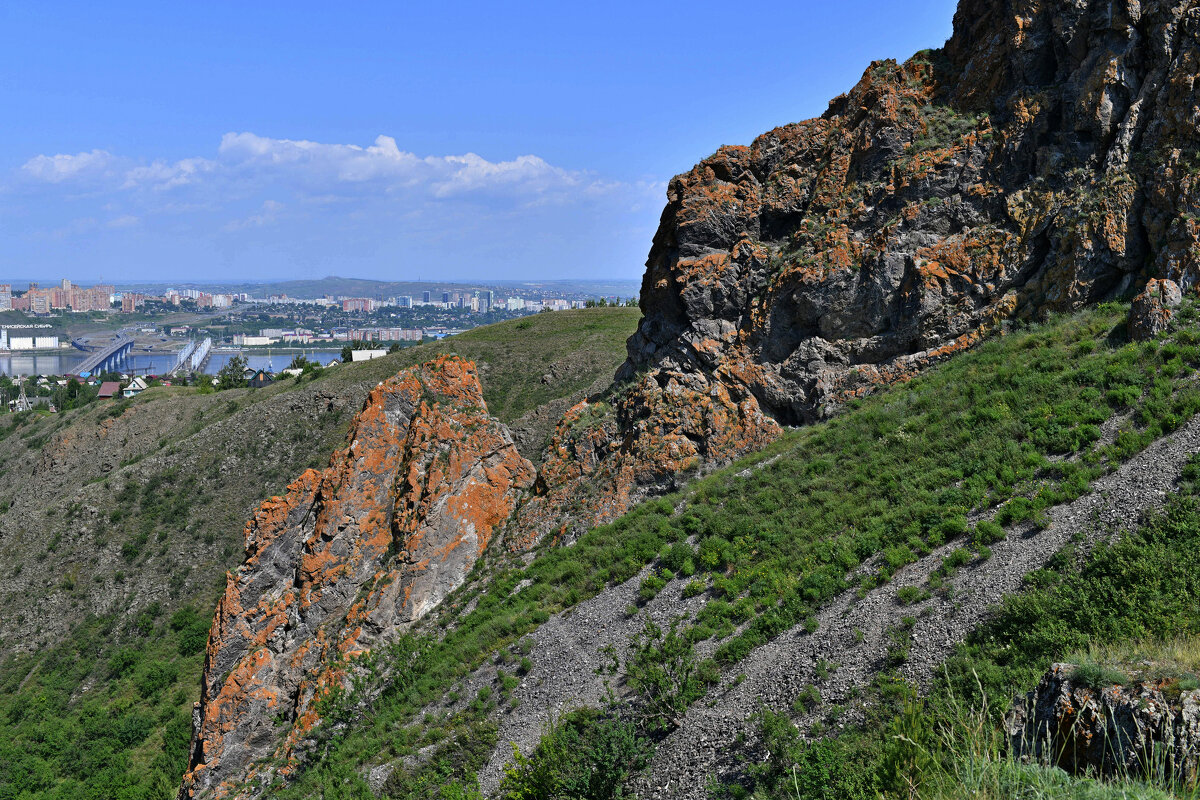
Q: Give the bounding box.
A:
[73,336,134,376]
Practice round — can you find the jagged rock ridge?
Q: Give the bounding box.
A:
[625,0,1200,426]
[180,357,534,797]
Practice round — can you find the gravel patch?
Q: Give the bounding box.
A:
[456,415,1200,797]
[633,414,1200,798]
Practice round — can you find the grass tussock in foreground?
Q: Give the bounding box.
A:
[272,301,1200,800]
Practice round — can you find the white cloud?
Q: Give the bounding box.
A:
[213,132,586,198]
[106,215,140,228]
[19,133,605,202]
[122,157,217,190]
[224,199,283,231]
[21,149,116,183]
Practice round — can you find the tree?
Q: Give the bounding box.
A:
[216,355,248,390]
[288,354,309,370]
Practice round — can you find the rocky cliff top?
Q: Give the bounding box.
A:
[626,0,1200,426]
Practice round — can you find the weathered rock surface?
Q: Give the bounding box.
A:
[1007,664,1200,785]
[179,357,534,798]
[1131,278,1184,339]
[622,0,1200,428]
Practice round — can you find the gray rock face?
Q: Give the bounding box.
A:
[622,0,1200,425]
[1130,278,1184,340]
[1008,663,1200,785]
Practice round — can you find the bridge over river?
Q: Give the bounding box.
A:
[72,336,134,376]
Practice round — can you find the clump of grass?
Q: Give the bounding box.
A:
[1068,660,1130,689]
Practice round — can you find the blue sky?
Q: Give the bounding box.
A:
[0,1,958,283]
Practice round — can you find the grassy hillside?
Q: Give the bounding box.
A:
[0,308,638,800]
[267,301,1200,799]
[332,306,640,425]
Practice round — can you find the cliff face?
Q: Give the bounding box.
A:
[180,357,534,797]
[623,0,1200,425]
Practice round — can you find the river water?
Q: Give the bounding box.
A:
[0,349,343,377]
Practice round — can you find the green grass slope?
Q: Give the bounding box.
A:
[0,308,639,800]
[268,301,1200,799]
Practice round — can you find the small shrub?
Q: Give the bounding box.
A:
[135,660,179,698]
[974,520,1006,545]
[896,586,931,606]
[794,683,822,712]
[499,707,652,800]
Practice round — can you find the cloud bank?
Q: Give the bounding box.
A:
[4,133,663,280]
[19,133,596,199]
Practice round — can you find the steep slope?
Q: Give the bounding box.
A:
[0,308,637,800]
[266,300,1200,800]
[494,0,1200,553]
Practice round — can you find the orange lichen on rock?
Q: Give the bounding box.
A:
[179,356,534,799]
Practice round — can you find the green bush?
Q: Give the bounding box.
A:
[733,709,875,800]
[135,660,179,698]
[499,708,650,800]
[169,606,212,656]
[896,586,931,606]
[973,520,1006,545]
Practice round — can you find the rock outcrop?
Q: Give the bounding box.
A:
[179,357,535,798]
[1007,663,1200,785]
[622,0,1200,425]
[1131,277,1184,340]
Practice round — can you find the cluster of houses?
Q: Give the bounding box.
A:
[6,358,350,414]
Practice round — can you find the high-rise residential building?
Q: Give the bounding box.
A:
[0,285,11,311]
[29,293,52,315]
[442,291,451,305]
[422,291,431,303]
[342,297,375,313]
[483,290,494,312]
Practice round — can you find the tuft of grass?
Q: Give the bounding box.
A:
[1068,660,1130,689]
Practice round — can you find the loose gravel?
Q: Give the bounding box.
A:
[466,414,1200,797]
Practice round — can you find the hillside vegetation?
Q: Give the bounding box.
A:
[260,300,1200,799]
[0,308,638,800]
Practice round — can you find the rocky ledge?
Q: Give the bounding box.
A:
[1007,663,1200,785]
